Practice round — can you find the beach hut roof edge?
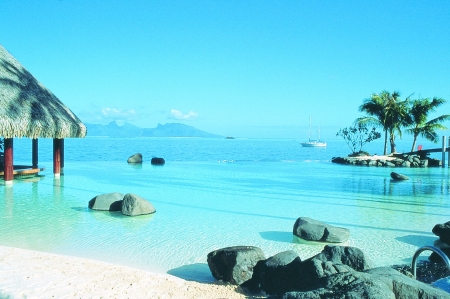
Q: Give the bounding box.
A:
[0,45,86,139]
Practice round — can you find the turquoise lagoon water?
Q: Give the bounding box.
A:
[1,137,449,282]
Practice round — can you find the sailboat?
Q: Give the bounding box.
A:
[300,117,327,147]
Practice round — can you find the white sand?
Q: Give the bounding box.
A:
[0,245,263,299]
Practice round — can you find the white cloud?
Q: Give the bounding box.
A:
[78,107,138,124]
[168,109,198,120]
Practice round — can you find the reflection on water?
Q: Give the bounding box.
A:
[1,157,449,278]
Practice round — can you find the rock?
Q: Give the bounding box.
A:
[293,217,350,243]
[151,157,165,165]
[242,245,371,295]
[121,193,156,216]
[433,221,450,245]
[88,192,124,211]
[241,250,304,294]
[127,153,142,163]
[390,172,409,180]
[206,246,265,285]
[281,267,450,299]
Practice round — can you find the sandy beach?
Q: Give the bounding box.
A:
[0,245,261,299]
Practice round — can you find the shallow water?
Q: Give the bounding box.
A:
[1,138,449,282]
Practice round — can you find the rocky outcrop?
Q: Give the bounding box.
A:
[390,171,409,180]
[332,153,440,168]
[206,246,265,285]
[88,192,124,211]
[293,217,350,243]
[280,267,450,299]
[430,221,450,263]
[127,153,143,163]
[239,245,448,298]
[121,193,156,216]
[151,157,165,165]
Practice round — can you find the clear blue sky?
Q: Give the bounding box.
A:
[1,1,449,138]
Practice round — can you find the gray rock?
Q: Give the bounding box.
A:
[127,153,142,163]
[207,246,265,285]
[241,250,305,294]
[433,221,450,244]
[242,245,371,295]
[151,157,165,165]
[121,193,156,216]
[293,217,350,243]
[88,192,124,211]
[390,172,409,180]
[281,267,450,299]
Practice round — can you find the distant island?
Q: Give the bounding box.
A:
[85,122,223,138]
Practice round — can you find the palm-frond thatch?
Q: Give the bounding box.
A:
[0,45,86,139]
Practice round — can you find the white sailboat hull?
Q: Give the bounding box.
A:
[300,141,327,147]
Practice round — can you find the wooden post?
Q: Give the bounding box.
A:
[53,138,61,177]
[4,138,14,184]
[32,138,38,168]
[60,138,64,172]
[443,136,447,168]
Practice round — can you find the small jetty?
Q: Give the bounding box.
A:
[332,136,450,168]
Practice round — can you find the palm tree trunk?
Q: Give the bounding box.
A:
[411,134,418,152]
[389,131,396,154]
[383,130,388,155]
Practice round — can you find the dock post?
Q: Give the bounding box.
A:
[443,136,447,168]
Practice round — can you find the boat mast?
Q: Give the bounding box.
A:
[308,116,312,142]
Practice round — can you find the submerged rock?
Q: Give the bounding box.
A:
[121,193,156,216]
[391,171,409,180]
[151,157,165,165]
[293,217,350,243]
[88,192,124,211]
[127,153,143,163]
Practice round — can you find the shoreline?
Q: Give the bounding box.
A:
[0,245,259,299]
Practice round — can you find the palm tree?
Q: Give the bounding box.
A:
[357,91,409,155]
[405,97,450,152]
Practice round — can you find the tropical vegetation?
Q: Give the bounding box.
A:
[355,90,449,155]
[336,123,381,154]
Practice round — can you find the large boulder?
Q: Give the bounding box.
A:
[241,251,305,294]
[207,246,265,285]
[127,153,143,163]
[121,193,156,216]
[433,221,450,245]
[88,192,124,211]
[281,267,450,299]
[293,217,350,243]
[390,171,409,180]
[242,245,372,295]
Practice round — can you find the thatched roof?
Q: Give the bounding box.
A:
[0,45,86,139]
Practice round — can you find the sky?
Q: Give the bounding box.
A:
[1,1,450,139]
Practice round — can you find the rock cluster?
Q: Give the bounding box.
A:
[332,154,441,167]
[293,217,350,243]
[88,192,156,216]
[431,221,450,263]
[207,245,449,298]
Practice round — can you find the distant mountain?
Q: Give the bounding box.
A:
[85,122,223,138]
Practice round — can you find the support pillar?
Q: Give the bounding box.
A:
[53,138,62,178]
[442,136,447,168]
[4,138,14,184]
[60,138,64,172]
[32,138,38,168]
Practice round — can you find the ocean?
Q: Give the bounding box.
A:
[1,137,449,282]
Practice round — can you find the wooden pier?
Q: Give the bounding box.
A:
[406,136,450,167]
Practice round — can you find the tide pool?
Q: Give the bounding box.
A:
[1,138,449,282]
